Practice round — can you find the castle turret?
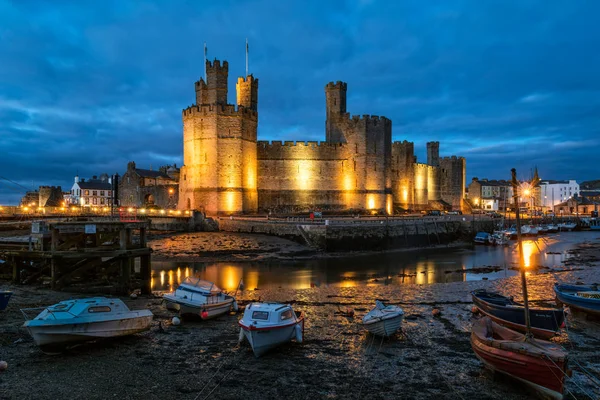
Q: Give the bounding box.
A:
[179,58,258,214]
[427,141,440,167]
[236,75,258,111]
[325,81,347,143]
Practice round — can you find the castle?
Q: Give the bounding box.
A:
[178,59,466,214]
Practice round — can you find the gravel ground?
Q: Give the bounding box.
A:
[1,238,600,400]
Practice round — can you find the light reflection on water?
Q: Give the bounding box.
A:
[150,232,594,292]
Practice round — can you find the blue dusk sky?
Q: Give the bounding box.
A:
[1,0,599,204]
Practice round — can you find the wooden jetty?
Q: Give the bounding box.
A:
[0,220,152,295]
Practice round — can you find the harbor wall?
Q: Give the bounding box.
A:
[217,218,498,251]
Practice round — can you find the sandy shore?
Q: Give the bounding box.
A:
[1,238,600,399]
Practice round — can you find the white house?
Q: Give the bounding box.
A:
[69,174,113,207]
[538,180,579,210]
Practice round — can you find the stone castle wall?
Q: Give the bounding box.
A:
[178,59,466,215]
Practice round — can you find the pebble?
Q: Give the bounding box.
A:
[0,361,7,371]
[172,317,181,326]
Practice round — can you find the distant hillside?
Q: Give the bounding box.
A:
[580,180,600,190]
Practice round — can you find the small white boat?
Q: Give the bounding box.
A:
[362,300,404,337]
[238,302,304,357]
[163,277,238,319]
[558,222,577,231]
[546,224,559,233]
[22,297,153,353]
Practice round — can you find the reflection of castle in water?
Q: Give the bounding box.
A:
[148,235,578,291]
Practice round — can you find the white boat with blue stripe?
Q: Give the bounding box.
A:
[163,277,238,319]
[362,300,404,337]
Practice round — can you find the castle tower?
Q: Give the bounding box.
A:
[236,75,258,111]
[178,59,258,214]
[427,141,440,167]
[325,81,347,143]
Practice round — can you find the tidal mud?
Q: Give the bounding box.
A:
[1,237,600,399]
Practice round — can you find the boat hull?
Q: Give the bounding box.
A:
[554,284,600,316]
[164,294,235,319]
[363,314,403,337]
[471,318,567,400]
[472,290,563,339]
[239,317,304,357]
[24,312,153,349]
[0,291,12,311]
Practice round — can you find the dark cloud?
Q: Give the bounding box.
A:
[1,0,599,204]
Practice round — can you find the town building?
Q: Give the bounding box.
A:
[538,180,579,210]
[69,174,113,207]
[467,179,513,211]
[553,195,599,216]
[20,186,64,208]
[119,162,179,208]
[178,59,466,214]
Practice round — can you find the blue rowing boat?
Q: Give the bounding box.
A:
[554,283,600,316]
[472,289,565,339]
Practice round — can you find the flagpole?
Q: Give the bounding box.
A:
[204,42,207,81]
[245,38,249,77]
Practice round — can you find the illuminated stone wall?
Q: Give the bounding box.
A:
[178,60,258,214]
[179,59,466,215]
[440,156,466,210]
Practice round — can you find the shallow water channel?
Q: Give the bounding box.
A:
[150,231,600,292]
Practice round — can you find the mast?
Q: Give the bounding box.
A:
[511,168,532,338]
[245,38,249,77]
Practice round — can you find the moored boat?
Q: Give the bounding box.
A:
[557,222,577,231]
[474,232,490,245]
[361,300,404,337]
[163,277,238,319]
[471,317,569,400]
[546,224,558,233]
[554,283,600,316]
[0,291,12,311]
[471,290,564,339]
[238,302,304,357]
[22,297,153,353]
[590,219,600,231]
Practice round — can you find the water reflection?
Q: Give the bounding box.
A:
[149,232,591,291]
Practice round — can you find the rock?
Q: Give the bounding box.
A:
[432,308,441,317]
[130,293,138,299]
[172,317,181,326]
[0,361,7,371]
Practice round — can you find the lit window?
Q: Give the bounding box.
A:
[85,190,89,195]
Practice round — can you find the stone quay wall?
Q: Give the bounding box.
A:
[218,217,497,251]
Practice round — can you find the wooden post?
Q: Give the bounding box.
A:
[12,256,17,283]
[140,255,151,295]
[139,225,151,295]
[119,227,130,293]
[50,228,59,289]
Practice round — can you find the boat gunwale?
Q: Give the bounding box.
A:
[239,312,304,331]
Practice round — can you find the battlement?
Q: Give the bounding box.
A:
[325,81,347,90]
[195,79,207,88]
[440,156,465,162]
[182,104,258,119]
[392,140,414,147]
[237,75,259,84]
[207,59,228,70]
[39,185,61,190]
[257,140,345,149]
[336,113,390,125]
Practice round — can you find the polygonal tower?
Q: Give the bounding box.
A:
[178,59,258,214]
[325,81,347,143]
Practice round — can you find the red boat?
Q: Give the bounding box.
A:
[471,317,569,400]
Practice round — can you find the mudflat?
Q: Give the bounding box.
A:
[1,239,600,399]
